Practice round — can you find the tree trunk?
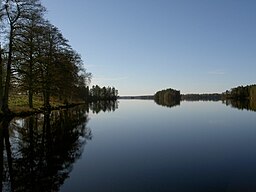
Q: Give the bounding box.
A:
[28,43,34,108]
[2,25,14,114]
[43,89,50,110]
[0,44,3,110]
[28,60,33,108]
[44,45,52,110]
[29,90,33,108]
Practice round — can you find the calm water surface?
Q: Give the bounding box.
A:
[62,100,256,192]
[1,100,256,191]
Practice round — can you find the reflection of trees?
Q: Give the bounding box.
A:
[224,99,256,112]
[89,100,118,114]
[0,117,14,192]
[0,105,91,191]
[154,99,180,108]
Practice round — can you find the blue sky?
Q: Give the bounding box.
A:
[43,0,256,95]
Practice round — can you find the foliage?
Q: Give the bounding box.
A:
[223,84,256,100]
[154,88,180,107]
[222,84,256,112]
[0,0,92,113]
[89,85,118,101]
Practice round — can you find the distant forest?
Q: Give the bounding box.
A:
[181,93,222,101]
[223,84,256,100]
[154,84,256,103]
[154,88,181,107]
[154,84,256,111]
[223,84,256,112]
[88,85,118,101]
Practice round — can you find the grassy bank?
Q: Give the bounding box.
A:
[1,95,85,117]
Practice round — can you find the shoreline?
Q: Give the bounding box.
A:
[0,102,86,119]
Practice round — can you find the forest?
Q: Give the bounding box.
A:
[0,0,117,115]
[154,85,256,110]
[88,85,118,101]
[223,84,256,100]
[222,84,256,111]
[154,88,181,107]
[181,93,222,101]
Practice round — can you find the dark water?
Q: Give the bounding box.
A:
[1,100,256,192]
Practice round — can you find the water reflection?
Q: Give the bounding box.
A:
[224,99,256,112]
[89,100,118,114]
[0,105,91,192]
[154,98,180,108]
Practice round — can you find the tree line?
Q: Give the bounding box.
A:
[154,85,256,110]
[222,84,256,112]
[88,85,118,101]
[223,84,256,100]
[0,0,92,113]
[181,93,222,101]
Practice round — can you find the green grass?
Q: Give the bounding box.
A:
[7,94,84,114]
[10,95,41,108]
[8,94,64,114]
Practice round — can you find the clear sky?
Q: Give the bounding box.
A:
[43,0,256,96]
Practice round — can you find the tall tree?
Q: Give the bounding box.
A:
[1,0,45,112]
[34,23,78,108]
[2,0,21,113]
[39,23,56,108]
[0,0,91,111]
[13,2,45,108]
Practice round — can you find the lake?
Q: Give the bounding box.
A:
[1,100,256,191]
